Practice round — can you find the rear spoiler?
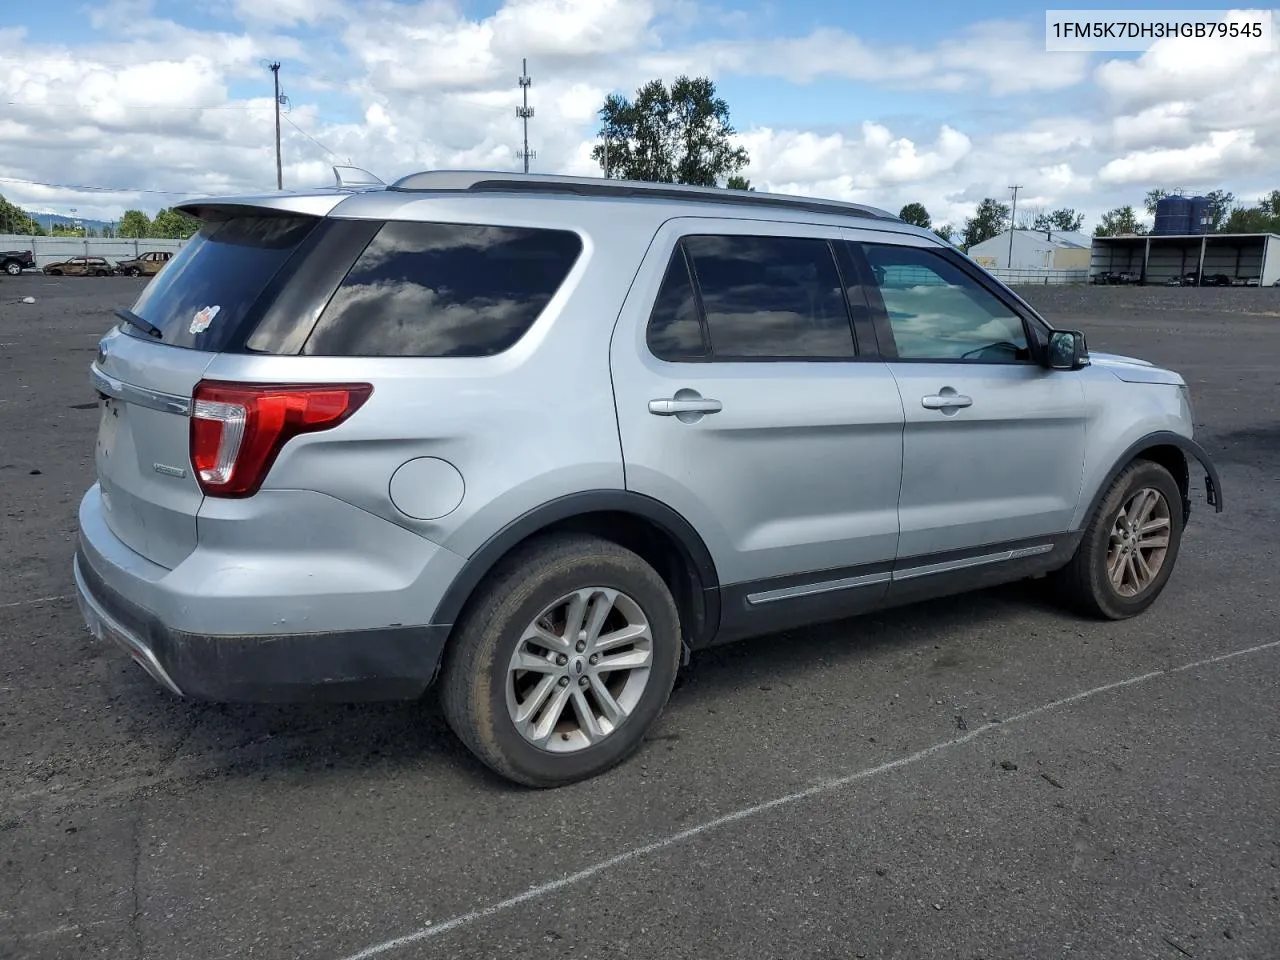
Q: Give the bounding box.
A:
[176,167,385,222]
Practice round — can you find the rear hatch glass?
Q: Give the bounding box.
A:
[124,213,320,351]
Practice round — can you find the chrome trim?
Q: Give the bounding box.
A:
[747,571,891,605]
[90,363,191,416]
[73,556,184,697]
[893,543,1055,582]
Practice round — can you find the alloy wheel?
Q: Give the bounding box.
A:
[505,587,654,753]
[1107,487,1171,597]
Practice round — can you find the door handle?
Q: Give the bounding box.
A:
[921,394,973,410]
[648,397,723,416]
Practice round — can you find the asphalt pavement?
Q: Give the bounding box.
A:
[1,274,1277,960]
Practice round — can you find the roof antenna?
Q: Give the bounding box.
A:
[332,165,385,190]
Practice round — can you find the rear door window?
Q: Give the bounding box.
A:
[300,221,584,358]
[124,214,320,351]
[681,235,857,359]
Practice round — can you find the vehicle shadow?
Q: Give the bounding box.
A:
[162,579,1077,791]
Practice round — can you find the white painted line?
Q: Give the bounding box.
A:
[0,594,72,610]
[336,637,1280,960]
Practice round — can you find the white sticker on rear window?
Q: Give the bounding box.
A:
[190,305,221,335]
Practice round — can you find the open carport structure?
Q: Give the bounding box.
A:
[1090,232,1280,286]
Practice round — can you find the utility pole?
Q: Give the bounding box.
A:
[269,61,283,190]
[1007,184,1022,268]
[516,59,535,173]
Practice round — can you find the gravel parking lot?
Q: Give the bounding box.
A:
[2,274,1278,960]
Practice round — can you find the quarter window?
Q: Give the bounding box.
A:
[646,247,707,361]
[680,235,856,359]
[859,243,1029,362]
[302,221,583,358]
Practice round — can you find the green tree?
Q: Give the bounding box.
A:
[118,209,152,238]
[725,175,754,191]
[150,207,199,239]
[1033,208,1085,232]
[1221,206,1276,233]
[898,202,931,229]
[0,194,45,234]
[1259,190,1280,217]
[1094,205,1146,237]
[961,198,1010,250]
[934,224,956,244]
[1144,187,1171,215]
[590,76,749,186]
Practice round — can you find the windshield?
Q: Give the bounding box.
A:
[124,212,320,351]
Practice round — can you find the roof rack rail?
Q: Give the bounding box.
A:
[386,170,899,222]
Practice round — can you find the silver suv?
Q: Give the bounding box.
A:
[74,170,1223,787]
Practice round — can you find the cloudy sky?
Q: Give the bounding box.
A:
[1,1,1277,232]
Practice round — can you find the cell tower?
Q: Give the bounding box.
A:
[516,58,535,173]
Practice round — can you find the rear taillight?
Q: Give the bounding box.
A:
[190,381,372,497]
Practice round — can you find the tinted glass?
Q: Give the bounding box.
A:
[683,235,855,359]
[126,214,320,350]
[302,221,583,358]
[646,246,707,361]
[860,244,1029,361]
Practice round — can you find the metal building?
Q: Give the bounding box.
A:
[966,229,1093,271]
[1089,233,1280,286]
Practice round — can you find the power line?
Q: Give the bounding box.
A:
[0,175,195,196]
[2,98,270,111]
[283,114,342,162]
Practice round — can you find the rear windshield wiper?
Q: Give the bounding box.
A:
[115,307,163,340]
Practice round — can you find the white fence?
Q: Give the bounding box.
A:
[0,234,189,269]
[988,268,1089,286]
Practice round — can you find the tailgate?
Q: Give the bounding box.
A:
[91,326,215,569]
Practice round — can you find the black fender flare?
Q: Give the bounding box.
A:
[1080,431,1223,529]
[429,490,722,645]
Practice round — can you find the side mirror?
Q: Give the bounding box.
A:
[1047,330,1088,370]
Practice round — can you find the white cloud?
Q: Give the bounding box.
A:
[231,0,346,27]
[1097,130,1263,186]
[0,0,1278,235]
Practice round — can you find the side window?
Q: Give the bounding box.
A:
[681,235,855,359]
[859,243,1029,362]
[303,221,583,358]
[646,246,707,361]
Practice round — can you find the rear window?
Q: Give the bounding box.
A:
[298,221,583,358]
[124,214,319,351]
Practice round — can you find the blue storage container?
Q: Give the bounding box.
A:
[1187,196,1212,234]
[1153,195,1191,235]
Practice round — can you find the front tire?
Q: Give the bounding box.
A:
[1053,460,1184,619]
[439,533,682,787]
[127,268,140,277]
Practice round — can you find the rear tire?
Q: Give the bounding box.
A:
[1052,460,1184,620]
[3,261,20,276]
[439,533,682,787]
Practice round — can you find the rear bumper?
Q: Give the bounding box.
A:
[74,549,448,702]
